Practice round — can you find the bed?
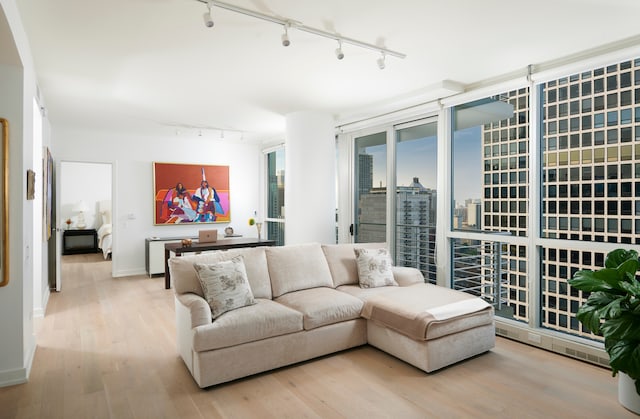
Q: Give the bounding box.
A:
[97,201,112,259]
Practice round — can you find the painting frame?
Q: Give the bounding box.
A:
[43,147,53,240]
[26,169,35,200]
[153,162,230,225]
[0,119,8,287]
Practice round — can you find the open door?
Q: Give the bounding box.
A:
[56,161,113,291]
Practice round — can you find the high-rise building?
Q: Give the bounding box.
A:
[358,153,373,196]
[358,176,437,281]
[478,58,640,339]
[467,201,481,228]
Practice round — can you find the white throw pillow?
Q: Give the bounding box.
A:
[354,247,398,288]
[194,256,256,319]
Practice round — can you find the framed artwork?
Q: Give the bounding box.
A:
[0,119,8,287]
[43,147,53,240]
[153,162,230,225]
[26,169,35,200]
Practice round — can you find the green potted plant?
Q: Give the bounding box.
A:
[569,248,640,413]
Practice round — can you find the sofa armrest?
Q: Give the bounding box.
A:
[176,293,212,328]
[392,266,425,286]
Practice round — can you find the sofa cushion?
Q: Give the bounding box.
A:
[194,256,256,320]
[266,243,334,298]
[192,299,303,352]
[275,287,364,330]
[361,284,494,341]
[322,242,387,287]
[354,247,398,288]
[337,284,405,301]
[170,246,272,299]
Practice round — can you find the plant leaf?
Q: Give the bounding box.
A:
[601,314,640,341]
[606,249,639,269]
[569,270,614,293]
[607,339,640,382]
[619,280,640,298]
[598,297,623,320]
[617,258,640,282]
[575,303,603,335]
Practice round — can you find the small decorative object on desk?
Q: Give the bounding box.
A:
[224,226,234,236]
[181,238,192,247]
[65,219,72,230]
[248,212,263,241]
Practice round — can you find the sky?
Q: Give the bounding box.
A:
[364,125,482,203]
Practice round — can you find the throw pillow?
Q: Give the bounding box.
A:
[354,247,398,288]
[194,255,256,319]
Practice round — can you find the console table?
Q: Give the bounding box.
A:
[164,237,276,289]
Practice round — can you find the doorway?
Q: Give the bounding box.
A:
[56,161,113,290]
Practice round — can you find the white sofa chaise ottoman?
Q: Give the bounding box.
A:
[361,284,495,373]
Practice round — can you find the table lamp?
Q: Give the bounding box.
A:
[74,200,88,229]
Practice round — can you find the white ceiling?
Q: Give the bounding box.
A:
[15,0,640,143]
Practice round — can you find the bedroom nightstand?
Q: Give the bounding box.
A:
[63,229,98,255]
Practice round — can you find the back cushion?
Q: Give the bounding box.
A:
[266,243,334,298]
[322,242,387,287]
[170,246,272,299]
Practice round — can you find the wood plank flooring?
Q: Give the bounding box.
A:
[0,253,635,418]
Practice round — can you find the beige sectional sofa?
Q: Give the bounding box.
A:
[170,242,495,388]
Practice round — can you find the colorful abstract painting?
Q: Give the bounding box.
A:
[153,162,230,225]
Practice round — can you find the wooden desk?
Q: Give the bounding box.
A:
[164,237,276,289]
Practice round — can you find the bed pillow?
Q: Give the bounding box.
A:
[354,247,398,289]
[194,256,256,319]
[101,210,112,225]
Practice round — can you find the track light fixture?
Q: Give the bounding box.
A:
[196,0,406,68]
[203,0,214,27]
[335,40,344,60]
[281,24,291,47]
[377,52,386,70]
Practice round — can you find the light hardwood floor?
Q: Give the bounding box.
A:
[0,254,635,419]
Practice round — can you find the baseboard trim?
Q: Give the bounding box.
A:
[0,340,35,388]
[495,318,609,369]
[0,367,28,388]
[33,287,51,318]
[112,268,146,278]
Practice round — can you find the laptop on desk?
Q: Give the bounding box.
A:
[198,229,218,243]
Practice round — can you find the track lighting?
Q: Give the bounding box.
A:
[203,0,214,27]
[377,52,386,70]
[335,40,344,60]
[195,0,406,66]
[281,25,290,47]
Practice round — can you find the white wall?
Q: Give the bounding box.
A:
[0,0,38,387]
[59,161,111,230]
[53,128,262,277]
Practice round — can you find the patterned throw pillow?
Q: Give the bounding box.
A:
[354,247,398,288]
[194,255,256,319]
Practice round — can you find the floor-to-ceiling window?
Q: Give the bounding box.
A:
[354,131,387,243]
[339,52,640,361]
[540,58,640,340]
[395,120,438,283]
[451,91,530,321]
[266,147,285,246]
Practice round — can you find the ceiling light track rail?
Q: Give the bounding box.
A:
[195,0,406,61]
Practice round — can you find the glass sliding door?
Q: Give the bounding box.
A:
[266,148,285,245]
[354,131,387,243]
[395,120,437,283]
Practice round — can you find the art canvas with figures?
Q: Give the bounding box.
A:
[153,162,231,225]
